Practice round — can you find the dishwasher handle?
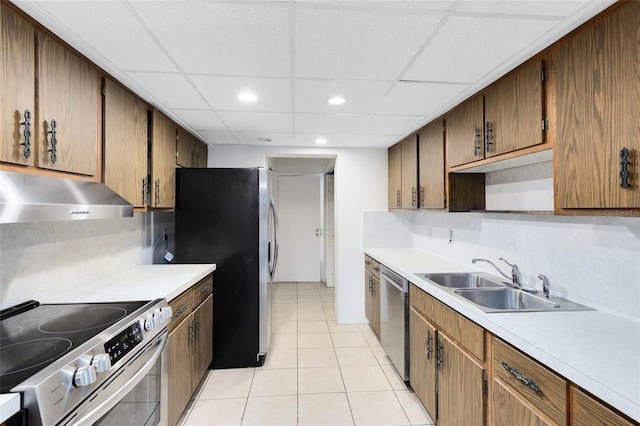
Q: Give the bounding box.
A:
[380,265,408,293]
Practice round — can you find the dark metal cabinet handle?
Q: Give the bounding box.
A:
[174,303,189,318]
[620,147,631,189]
[154,179,160,206]
[195,152,200,167]
[142,177,149,205]
[411,187,416,207]
[189,318,195,347]
[201,284,212,294]
[20,110,32,159]
[195,313,201,339]
[485,121,494,153]
[191,151,196,168]
[502,362,541,393]
[47,119,58,164]
[419,187,424,208]
[368,276,373,294]
[426,330,432,360]
[396,189,401,207]
[473,126,481,157]
[436,338,443,371]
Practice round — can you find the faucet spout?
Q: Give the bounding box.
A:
[472,257,523,289]
[471,258,511,280]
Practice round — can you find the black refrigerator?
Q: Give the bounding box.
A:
[174,167,277,368]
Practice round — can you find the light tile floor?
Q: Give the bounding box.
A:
[178,282,435,426]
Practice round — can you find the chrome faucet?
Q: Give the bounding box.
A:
[538,274,550,298]
[472,257,523,289]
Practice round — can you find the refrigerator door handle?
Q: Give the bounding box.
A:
[269,197,279,279]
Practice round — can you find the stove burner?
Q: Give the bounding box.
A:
[0,325,23,340]
[0,338,72,375]
[39,307,128,334]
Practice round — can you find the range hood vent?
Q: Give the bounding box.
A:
[0,171,134,224]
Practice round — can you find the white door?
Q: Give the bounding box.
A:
[277,174,322,282]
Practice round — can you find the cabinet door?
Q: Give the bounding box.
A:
[151,110,176,208]
[438,332,485,426]
[194,138,208,168]
[493,378,552,426]
[176,127,193,168]
[484,60,544,158]
[1,5,35,166]
[168,315,193,426]
[409,307,437,421]
[371,275,381,336]
[556,2,640,208]
[388,143,402,209]
[447,96,484,167]
[418,121,445,209]
[192,295,213,393]
[38,33,99,176]
[103,79,148,207]
[364,270,373,326]
[571,386,635,426]
[401,135,418,209]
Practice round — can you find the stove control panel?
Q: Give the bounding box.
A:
[73,365,97,387]
[104,321,144,365]
[91,353,112,372]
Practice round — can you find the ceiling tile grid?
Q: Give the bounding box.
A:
[12,0,618,149]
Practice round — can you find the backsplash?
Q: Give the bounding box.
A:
[364,211,640,322]
[0,214,143,309]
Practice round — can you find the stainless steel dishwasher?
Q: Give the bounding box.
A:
[380,265,409,381]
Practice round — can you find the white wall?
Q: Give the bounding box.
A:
[364,211,640,322]
[208,144,388,323]
[0,215,143,309]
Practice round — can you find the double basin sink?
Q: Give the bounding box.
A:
[419,273,593,313]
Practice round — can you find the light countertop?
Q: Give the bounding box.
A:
[0,263,216,422]
[366,248,640,423]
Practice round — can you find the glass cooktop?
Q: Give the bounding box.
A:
[0,301,147,393]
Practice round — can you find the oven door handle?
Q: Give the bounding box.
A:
[67,330,168,426]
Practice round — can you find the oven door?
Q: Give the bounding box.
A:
[59,330,168,426]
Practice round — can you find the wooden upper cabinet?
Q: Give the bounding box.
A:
[556,1,640,209]
[152,110,176,208]
[103,79,148,208]
[418,121,445,209]
[447,96,484,168]
[176,127,193,168]
[388,142,402,209]
[0,5,35,167]
[401,135,418,209]
[484,60,545,158]
[194,138,208,168]
[38,32,99,177]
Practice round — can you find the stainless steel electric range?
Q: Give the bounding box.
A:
[0,299,172,426]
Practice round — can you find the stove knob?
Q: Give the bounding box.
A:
[162,306,173,320]
[153,309,166,323]
[74,365,97,387]
[91,354,112,373]
[143,315,157,331]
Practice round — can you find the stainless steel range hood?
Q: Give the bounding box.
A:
[0,171,134,224]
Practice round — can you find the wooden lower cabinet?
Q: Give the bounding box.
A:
[438,332,485,426]
[192,295,213,393]
[409,307,437,420]
[493,378,551,426]
[364,269,380,336]
[168,314,192,426]
[571,386,636,426]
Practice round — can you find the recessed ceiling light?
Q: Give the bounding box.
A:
[258,137,272,143]
[327,96,346,105]
[238,92,257,102]
[315,138,327,144]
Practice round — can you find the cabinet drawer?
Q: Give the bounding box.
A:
[168,288,193,333]
[571,386,635,426]
[410,284,484,361]
[493,337,567,425]
[372,260,381,279]
[193,274,213,307]
[365,255,373,273]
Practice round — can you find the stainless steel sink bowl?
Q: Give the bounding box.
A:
[421,273,506,289]
[454,288,559,312]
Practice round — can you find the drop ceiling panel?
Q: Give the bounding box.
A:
[359,115,425,135]
[218,111,292,133]
[295,7,443,80]
[126,72,208,109]
[298,1,456,12]
[21,1,176,72]
[295,79,393,114]
[129,1,290,77]
[374,82,469,116]
[234,132,294,146]
[170,109,226,132]
[295,114,367,134]
[403,16,559,83]
[197,131,239,145]
[453,1,591,17]
[294,134,394,147]
[190,76,291,112]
